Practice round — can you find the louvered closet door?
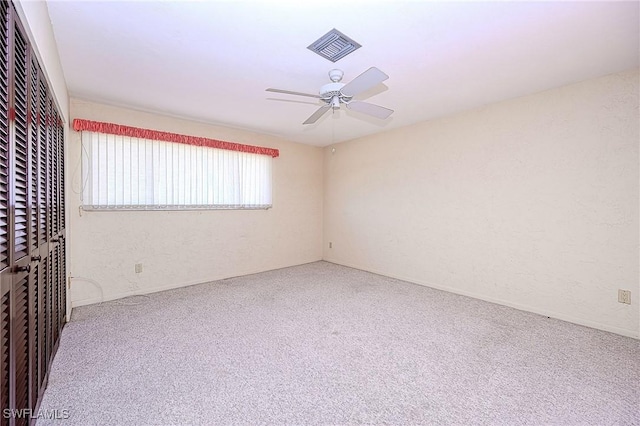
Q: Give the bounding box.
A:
[26,55,38,412]
[49,107,58,349]
[44,95,52,373]
[11,18,33,425]
[0,3,66,424]
[0,0,9,423]
[40,85,67,403]
[36,75,47,401]
[54,116,63,333]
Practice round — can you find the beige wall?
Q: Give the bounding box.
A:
[68,99,323,306]
[324,69,639,338]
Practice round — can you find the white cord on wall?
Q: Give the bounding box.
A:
[70,276,104,305]
[70,276,150,307]
[71,132,90,196]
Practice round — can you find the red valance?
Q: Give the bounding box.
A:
[72,119,280,158]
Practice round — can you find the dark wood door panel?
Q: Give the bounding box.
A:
[0,4,67,426]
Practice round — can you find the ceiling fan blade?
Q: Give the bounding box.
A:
[346,101,393,119]
[340,67,389,97]
[303,105,331,125]
[266,88,321,99]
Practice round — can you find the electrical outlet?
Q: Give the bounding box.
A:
[618,289,631,305]
[135,263,143,274]
[329,242,332,249]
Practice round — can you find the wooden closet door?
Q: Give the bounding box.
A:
[12,14,32,426]
[35,76,47,403]
[0,3,66,424]
[26,54,38,413]
[0,2,10,422]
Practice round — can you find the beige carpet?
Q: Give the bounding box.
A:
[37,261,639,425]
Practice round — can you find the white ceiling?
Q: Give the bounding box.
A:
[47,1,639,147]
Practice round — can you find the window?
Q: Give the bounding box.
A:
[81,131,274,210]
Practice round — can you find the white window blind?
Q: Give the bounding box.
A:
[81,131,273,210]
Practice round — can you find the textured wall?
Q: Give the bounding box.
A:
[324,69,639,337]
[69,99,323,306]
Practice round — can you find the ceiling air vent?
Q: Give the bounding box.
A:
[307,28,361,63]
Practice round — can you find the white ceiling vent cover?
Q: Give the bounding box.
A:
[307,29,362,62]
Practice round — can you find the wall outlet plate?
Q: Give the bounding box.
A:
[618,289,631,304]
[135,263,143,274]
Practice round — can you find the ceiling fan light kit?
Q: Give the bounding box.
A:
[267,67,394,125]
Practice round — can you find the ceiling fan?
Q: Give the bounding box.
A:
[266,67,393,125]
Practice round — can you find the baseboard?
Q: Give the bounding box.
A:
[323,258,639,340]
[70,259,323,308]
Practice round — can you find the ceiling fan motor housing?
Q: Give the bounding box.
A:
[320,82,345,98]
[320,82,351,109]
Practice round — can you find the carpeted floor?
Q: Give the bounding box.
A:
[37,261,639,425]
